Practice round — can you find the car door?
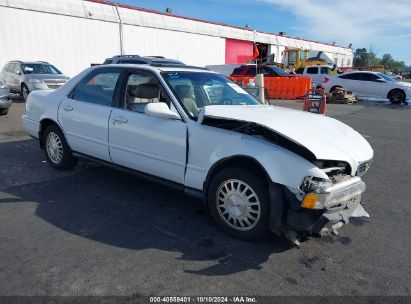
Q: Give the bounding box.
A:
[58,67,122,162]
[305,67,320,86]
[108,70,187,184]
[360,73,387,98]
[319,66,330,85]
[337,73,364,96]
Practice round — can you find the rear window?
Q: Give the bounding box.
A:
[231,67,245,75]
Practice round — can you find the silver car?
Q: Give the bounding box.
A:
[0,80,11,116]
[0,61,70,101]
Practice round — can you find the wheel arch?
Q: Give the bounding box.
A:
[330,85,343,92]
[203,155,271,207]
[387,88,405,99]
[38,118,62,149]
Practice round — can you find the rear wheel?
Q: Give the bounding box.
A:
[43,125,77,170]
[388,89,405,104]
[21,84,29,101]
[207,167,270,240]
[0,108,9,116]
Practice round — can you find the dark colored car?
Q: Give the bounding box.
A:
[103,55,185,66]
[230,64,294,78]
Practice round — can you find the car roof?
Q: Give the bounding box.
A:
[10,61,50,65]
[102,64,212,73]
[345,70,379,75]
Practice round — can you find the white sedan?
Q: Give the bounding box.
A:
[323,71,411,103]
[22,64,373,243]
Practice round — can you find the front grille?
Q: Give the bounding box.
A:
[44,80,66,89]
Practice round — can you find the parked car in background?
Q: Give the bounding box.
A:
[103,55,185,65]
[322,71,411,103]
[0,80,11,116]
[0,61,70,101]
[22,63,373,243]
[294,65,331,87]
[230,64,293,79]
[386,72,402,80]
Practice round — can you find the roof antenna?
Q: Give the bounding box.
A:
[165,7,172,14]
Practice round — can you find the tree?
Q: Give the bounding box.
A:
[353,48,379,67]
[353,48,368,66]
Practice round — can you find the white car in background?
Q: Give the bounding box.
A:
[386,72,402,80]
[323,71,411,103]
[294,65,331,88]
[22,64,373,244]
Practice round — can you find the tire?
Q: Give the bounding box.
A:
[21,83,29,101]
[42,125,77,170]
[0,108,9,116]
[388,89,405,104]
[207,167,270,240]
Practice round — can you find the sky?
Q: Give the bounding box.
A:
[114,0,411,65]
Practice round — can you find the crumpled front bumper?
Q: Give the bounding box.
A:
[286,196,362,235]
[271,176,368,239]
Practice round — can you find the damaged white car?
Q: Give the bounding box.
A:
[22,64,373,244]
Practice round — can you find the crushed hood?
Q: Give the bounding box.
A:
[199,105,373,171]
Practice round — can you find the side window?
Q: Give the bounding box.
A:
[72,71,120,106]
[320,67,329,74]
[125,72,167,113]
[231,67,244,75]
[294,68,304,74]
[306,67,318,74]
[361,73,379,82]
[246,67,256,76]
[339,73,360,80]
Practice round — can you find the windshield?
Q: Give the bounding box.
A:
[378,73,396,81]
[21,63,62,75]
[162,72,261,119]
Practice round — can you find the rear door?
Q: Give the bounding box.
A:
[58,67,122,162]
[337,73,364,95]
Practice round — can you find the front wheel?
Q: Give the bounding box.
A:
[388,89,405,104]
[207,167,270,240]
[43,125,77,170]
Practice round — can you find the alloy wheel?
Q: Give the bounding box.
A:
[216,179,261,231]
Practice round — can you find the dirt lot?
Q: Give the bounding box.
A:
[0,100,410,296]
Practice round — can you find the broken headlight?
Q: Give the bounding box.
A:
[300,176,365,210]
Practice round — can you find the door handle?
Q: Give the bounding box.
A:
[61,105,73,111]
[111,116,128,124]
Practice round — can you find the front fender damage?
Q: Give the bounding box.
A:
[201,116,370,246]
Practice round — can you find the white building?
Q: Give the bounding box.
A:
[0,0,353,77]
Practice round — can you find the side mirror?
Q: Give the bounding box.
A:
[144,102,181,120]
[16,70,21,75]
[376,78,386,82]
